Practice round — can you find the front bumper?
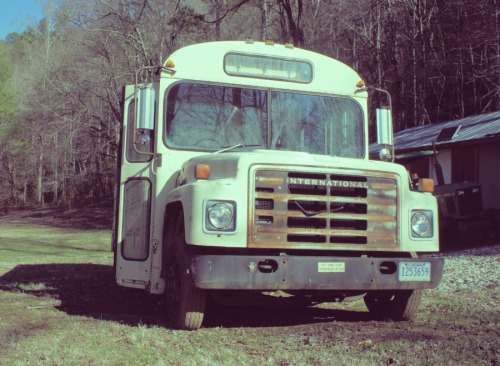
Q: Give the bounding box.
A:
[191,255,444,290]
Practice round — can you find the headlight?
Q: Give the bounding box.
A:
[205,200,236,232]
[410,211,433,238]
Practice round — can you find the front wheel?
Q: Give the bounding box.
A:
[364,290,422,321]
[164,211,206,330]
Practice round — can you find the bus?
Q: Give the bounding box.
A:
[113,40,443,330]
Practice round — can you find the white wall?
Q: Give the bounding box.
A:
[428,150,452,185]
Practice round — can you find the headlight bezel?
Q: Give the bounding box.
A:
[204,200,236,233]
[410,210,433,239]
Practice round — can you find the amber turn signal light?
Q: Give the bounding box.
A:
[195,164,210,179]
[418,178,434,193]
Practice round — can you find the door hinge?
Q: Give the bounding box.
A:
[155,154,162,167]
[152,239,159,254]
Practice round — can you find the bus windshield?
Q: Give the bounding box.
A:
[165,82,364,158]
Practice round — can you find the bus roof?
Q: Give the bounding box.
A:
[161,41,365,97]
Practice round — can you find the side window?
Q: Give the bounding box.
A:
[122,179,151,261]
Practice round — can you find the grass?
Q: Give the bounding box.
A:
[0,210,499,366]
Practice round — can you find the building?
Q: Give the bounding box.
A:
[391,111,500,212]
[383,111,500,244]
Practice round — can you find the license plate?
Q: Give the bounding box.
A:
[398,262,431,281]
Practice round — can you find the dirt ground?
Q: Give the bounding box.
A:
[1,204,498,365]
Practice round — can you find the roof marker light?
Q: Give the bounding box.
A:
[165,59,175,68]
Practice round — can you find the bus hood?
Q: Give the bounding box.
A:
[177,149,410,185]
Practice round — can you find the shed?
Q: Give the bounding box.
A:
[390,111,500,212]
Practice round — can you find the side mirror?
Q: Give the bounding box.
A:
[376,107,393,146]
[132,85,155,155]
[376,107,394,162]
[137,86,155,130]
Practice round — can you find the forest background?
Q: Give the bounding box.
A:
[0,0,498,208]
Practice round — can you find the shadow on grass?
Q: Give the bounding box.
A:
[1,199,114,231]
[0,264,165,327]
[0,263,371,329]
[204,302,371,328]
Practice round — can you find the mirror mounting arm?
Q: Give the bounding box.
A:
[131,65,170,158]
[360,86,395,163]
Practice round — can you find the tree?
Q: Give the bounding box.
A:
[0,43,30,207]
[1,0,498,208]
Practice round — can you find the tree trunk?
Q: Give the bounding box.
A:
[37,145,44,206]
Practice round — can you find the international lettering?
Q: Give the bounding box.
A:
[287,177,369,188]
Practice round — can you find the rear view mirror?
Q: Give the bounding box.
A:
[131,85,155,157]
[376,107,394,162]
[376,107,393,146]
[137,86,155,130]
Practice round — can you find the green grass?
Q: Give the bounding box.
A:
[0,221,111,266]
[0,215,498,365]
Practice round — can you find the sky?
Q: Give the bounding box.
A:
[0,0,43,40]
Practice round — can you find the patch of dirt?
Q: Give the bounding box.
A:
[0,259,486,343]
[0,203,498,365]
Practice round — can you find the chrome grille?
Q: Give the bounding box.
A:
[250,169,398,250]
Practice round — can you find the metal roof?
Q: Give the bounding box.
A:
[391,111,500,153]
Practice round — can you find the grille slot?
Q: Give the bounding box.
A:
[256,216,274,225]
[330,236,368,244]
[330,186,367,198]
[288,234,326,243]
[331,202,367,214]
[256,199,274,210]
[288,200,327,213]
[288,217,327,229]
[256,187,274,193]
[289,185,327,195]
[290,172,327,180]
[330,219,367,231]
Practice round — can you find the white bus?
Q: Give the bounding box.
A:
[113,41,443,330]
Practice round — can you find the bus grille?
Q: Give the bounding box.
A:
[250,170,398,250]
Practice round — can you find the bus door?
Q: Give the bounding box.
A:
[115,83,157,289]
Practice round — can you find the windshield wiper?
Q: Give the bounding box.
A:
[215,143,262,154]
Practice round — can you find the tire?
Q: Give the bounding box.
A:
[364,290,422,321]
[164,211,206,330]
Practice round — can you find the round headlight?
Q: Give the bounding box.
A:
[208,203,233,229]
[411,212,431,236]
